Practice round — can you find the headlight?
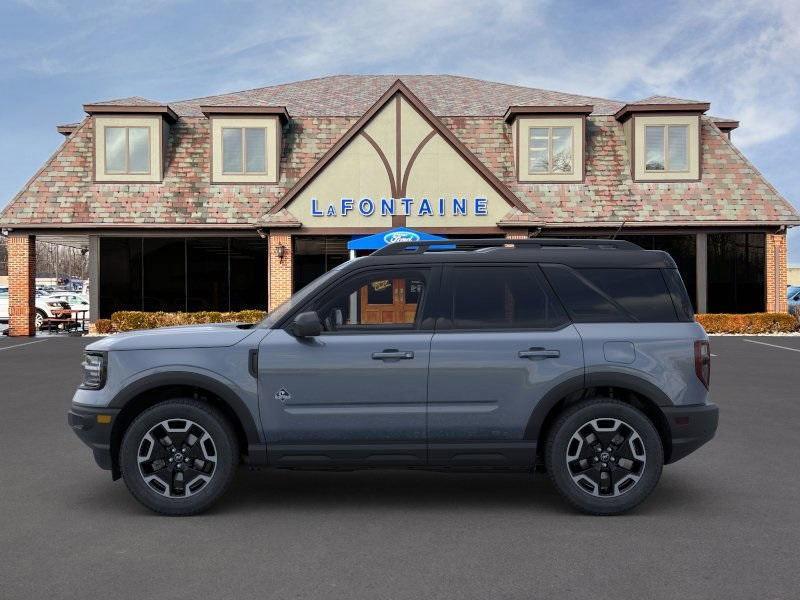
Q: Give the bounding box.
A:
[46,301,61,307]
[80,352,107,390]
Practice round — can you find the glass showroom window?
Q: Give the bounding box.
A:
[528,127,573,174]
[104,126,150,174]
[645,125,688,171]
[222,127,267,174]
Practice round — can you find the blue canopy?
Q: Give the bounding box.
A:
[347,227,449,251]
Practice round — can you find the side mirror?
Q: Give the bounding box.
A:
[291,311,322,338]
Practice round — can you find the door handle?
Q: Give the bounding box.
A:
[372,349,415,360]
[518,348,560,360]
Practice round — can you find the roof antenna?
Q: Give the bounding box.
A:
[610,221,625,240]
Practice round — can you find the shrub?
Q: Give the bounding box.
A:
[93,319,114,334]
[695,312,799,334]
[110,310,267,332]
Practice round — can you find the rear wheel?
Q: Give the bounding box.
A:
[545,398,663,515]
[120,399,239,515]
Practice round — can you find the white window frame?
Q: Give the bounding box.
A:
[104,126,152,175]
[221,127,269,175]
[527,126,575,176]
[632,115,699,182]
[210,116,279,184]
[644,124,689,173]
[516,116,584,183]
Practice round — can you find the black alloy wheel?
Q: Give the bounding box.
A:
[120,399,238,516]
[546,398,664,515]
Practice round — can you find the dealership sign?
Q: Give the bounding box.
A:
[310,196,489,218]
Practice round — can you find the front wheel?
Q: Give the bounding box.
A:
[120,399,239,515]
[545,398,663,515]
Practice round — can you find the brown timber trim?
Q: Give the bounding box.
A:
[200,105,290,123]
[395,96,402,196]
[391,215,407,227]
[56,124,79,136]
[504,104,593,123]
[614,102,709,122]
[269,79,530,215]
[399,130,436,196]
[83,104,178,122]
[360,131,398,198]
[713,119,739,131]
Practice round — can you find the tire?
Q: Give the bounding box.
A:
[35,309,46,330]
[120,399,239,516]
[545,398,663,515]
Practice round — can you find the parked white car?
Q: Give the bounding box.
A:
[0,288,73,329]
[0,287,8,322]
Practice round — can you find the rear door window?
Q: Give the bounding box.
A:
[444,266,568,330]
[542,265,678,322]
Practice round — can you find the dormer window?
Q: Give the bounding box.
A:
[644,124,688,172]
[201,106,289,184]
[222,127,268,174]
[505,105,590,184]
[92,116,164,182]
[84,101,175,183]
[528,126,574,174]
[105,126,151,174]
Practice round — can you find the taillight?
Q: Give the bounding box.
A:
[694,340,711,389]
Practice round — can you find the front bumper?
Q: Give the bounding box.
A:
[662,402,719,464]
[68,405,120,471]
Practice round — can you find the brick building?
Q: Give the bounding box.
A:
[1,75,797,335]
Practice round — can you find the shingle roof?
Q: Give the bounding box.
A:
[1,75,795,229]
[168,74,626,117]
[86,96,164,107]
[631,95,707,105]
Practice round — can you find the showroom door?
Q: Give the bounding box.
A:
[359,277,423,324]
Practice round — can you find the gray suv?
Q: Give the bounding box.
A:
[68,239,718,515]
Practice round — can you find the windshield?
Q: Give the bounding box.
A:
[260,259,359,328]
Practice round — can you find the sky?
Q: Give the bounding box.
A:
[1,0,798,260]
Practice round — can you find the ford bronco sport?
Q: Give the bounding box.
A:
[68,238,718,515]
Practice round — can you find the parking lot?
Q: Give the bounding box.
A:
[1,335,798,599]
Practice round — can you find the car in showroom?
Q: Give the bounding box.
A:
[68,238,718,516]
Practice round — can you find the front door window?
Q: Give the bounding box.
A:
[312,269,430,331]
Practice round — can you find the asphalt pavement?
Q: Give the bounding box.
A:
[0,334,798,599]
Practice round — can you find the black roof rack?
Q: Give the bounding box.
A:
[371,238,641,256]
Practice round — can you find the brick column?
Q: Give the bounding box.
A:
[8,234,36,336]
[765,232,788,312]
[268,231,293,311]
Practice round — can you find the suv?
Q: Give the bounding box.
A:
[68,239,718,516]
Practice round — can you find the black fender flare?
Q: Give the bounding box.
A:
[108,371,262,446]
[523,371,673,441]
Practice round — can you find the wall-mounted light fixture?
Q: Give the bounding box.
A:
[275,243,286,264]
[256,228,267,239]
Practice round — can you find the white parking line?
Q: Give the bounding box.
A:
[742,338,800,353]
[0,339,49,352]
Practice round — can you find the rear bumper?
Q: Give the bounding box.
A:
[662,402,719,464]
[68,405,120,471]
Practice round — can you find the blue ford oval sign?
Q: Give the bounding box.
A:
[384,231,421,244]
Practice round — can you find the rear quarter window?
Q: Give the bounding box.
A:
[541,265,678,323]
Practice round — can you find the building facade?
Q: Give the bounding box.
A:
[1,75,797,335]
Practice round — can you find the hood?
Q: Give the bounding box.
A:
[87,322,257,351]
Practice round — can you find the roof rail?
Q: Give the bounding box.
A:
[371,238,641,256]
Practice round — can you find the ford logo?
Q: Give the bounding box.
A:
[384,231,421,244]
